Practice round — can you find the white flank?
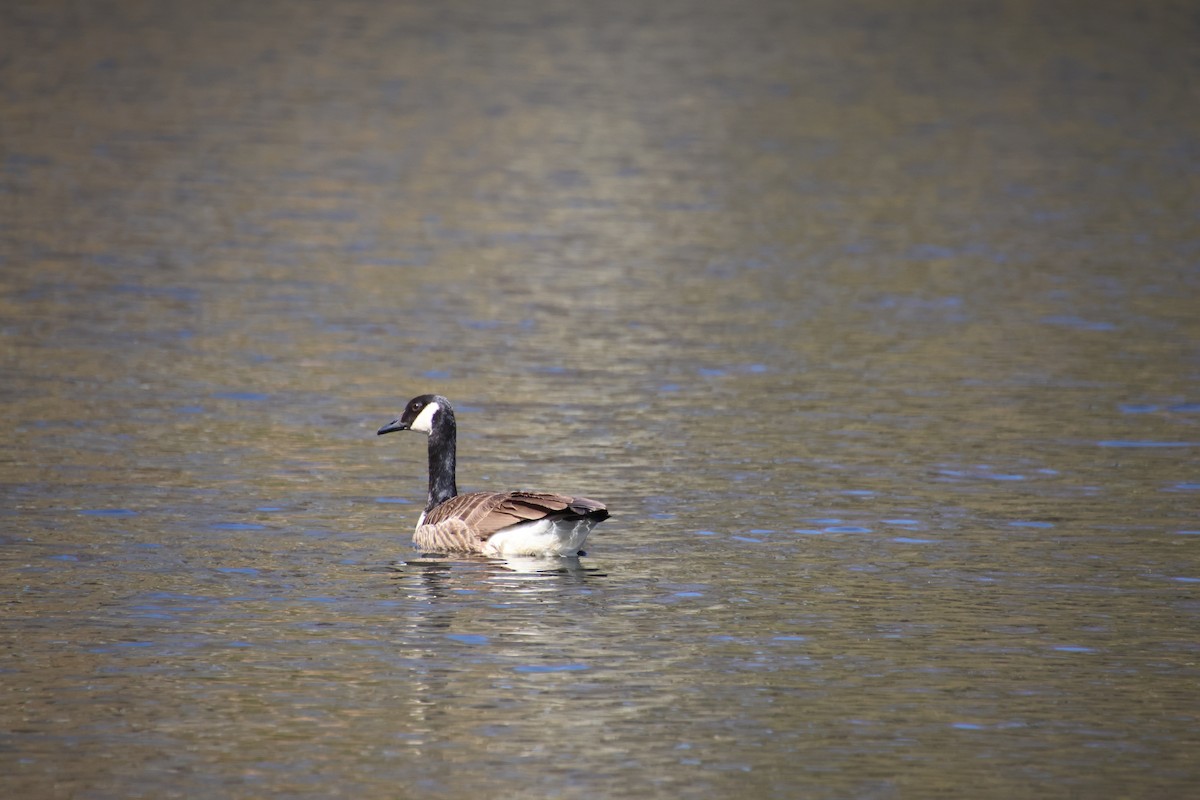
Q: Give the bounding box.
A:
[483,517,598,557]
[409,402,441,434]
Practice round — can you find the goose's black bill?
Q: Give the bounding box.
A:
[377,420,408,435]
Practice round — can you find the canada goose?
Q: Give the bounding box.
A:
[377,394,609,557]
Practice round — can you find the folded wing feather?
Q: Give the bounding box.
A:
[423,491,604,543]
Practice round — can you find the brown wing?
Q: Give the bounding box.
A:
[424,491,608,541]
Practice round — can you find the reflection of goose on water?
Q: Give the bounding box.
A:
[398,554,602,580]
[378,394,609,557]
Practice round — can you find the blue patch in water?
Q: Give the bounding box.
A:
[513,664,589,673]
[1119,403,1159,414]
[1099,440,1197,448]
[748,529,775,534]
[732,536,762,543]
[1009,521,1055,529]
[211,523,266,531]
[216,567,259,575]
[255,506,284,512]
[176,405,205,414]
[375,497,412,504]
[49,554,80,561]
[447,633,489,645]
[1177,531,1200,536]
[674,591,704,598]
[771,635,807,642]
[791,529,824,535]
[1052,645,1097,653]
[211,391,270,401]
[361,256,430,267]
[893,537,936,544]
[1167,483,1200,491]
[698,368,726,377]
[951,722,986,730]
[1168,403,1200,413]
[80,508,137,517]
[1171,576,1200,583]
[824,526,871,533]
[884,519,920,526]
[694,530,719,536]
[906,243,957,260]
[1040,315,1115,331]
[422,369,452,379]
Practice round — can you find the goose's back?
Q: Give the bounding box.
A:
[415,491,609,555]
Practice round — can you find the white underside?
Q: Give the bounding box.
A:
[482,517,598,557]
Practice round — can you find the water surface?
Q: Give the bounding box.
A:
[2,1,1198,797]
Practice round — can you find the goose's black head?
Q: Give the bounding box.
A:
[378,394,453,437]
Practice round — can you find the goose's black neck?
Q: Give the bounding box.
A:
[426,406,457,512]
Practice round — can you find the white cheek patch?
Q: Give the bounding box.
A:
[410,402,441,434]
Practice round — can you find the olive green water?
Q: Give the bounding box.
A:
[2,1,1198,797]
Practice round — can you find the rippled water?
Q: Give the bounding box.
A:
[3,1,1198,797]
